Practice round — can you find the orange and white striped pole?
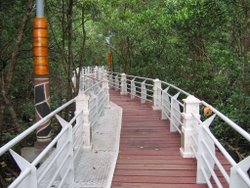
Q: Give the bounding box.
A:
[33,0,51,144]
[106,32,113,71]
[107,51,112,71]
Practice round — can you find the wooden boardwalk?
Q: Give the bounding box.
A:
[110,90,207,188]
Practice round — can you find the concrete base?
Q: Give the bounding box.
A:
[82,144,93,151]
[21,146,55,163]
[105,103,111,109]
[120,92,127,95]
[152,106,161,111]
[180,148,195,158]
[21,147,40,162]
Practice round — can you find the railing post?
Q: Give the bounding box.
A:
[72,72,76,91]
[79,73,85,92]
[102,70,110,108]
[75,93,92,150]
[180,95,200,158]
[152,79,161,110]
[108,73,113,88]
[120,73,127,95]
[115,75,119,91]
[131,78,136,99]
[141,81,146,104]
[93,66,98,79]
[97,66,102,80]
[230,156,250,188]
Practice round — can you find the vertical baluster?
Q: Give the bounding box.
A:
[196,115,216,184]
[161,87,170,120]
[109,73,113,88]
[170,92,180,132]
[120,73,127,95]
[9,150,38,188]
[102,70,110,108]
[131,78,136,99]
[115,75,119,91]
[230,156,250,188]
[141,81,146,104]
[56,116,74,186]
[152,79,161,110]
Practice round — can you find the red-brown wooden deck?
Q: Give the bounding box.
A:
[110,89,207,188]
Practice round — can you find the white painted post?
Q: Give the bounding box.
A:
[131,79,136,99]
[230,156,250,188]
[102,70,110,108]
[141,81,146,104]
[72,72,76,92]
[152,79,161,110]
[75,94,92,150]
[98,66,102,80]
[120,73,127,95]
[73,97,84,152]
[79,74,85,93]
[108,73,113,88]
[115,75,119,91]
[180,95,200,158]
[93,66,98,79]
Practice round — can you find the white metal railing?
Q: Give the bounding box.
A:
[0,66,108,188]
[190,101,250,188]
[108,71,250,188]
[1,67,249,188]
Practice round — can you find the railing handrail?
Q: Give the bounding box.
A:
[0,66,109,188]
[109,71,191,98]
[1,67,249,188]
[161,81,191,97]
[109,71,249,141]
[108,70,250,188]
[0,98,75,156]
[201,100,250,142]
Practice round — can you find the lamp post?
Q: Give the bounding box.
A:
[33,0,51,146]
[105,32,113,71]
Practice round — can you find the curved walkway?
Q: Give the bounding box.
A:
[110,89,206,188]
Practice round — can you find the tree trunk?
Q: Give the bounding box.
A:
[0,0,33,134]
[75,2,87,95]
[4,0,33,94]
[241,0,250,101]
[66,0,74,101]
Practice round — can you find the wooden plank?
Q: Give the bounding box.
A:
[110,89,205,187]
[110,89,232,188]
[112,183,207,188]
[114,169,197,176]
[112,176,197,184]
[116,159,196,165]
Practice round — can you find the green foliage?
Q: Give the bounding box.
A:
[0,0,249,159]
